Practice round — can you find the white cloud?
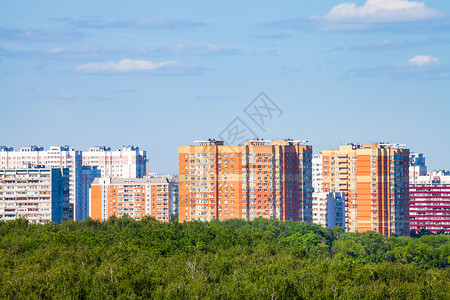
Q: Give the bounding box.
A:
[270,0,446,31]
[407,55,439,66]
[74,59,182,73]
[342,55,447,79]
[47,48,65,54]
[325,0,445,23]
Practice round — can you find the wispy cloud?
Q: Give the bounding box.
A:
[33,92,77,100]
[151,42,238,56]
[196,95,240,101]
[73,58,203,75]
[253,34,291,39]
[268,0,447,32]
[342,55,448,79]
[407,55,439,66]
[0,27,84,41]
[55,16,205,30]
[0,42,238,61]
[349,36,450,51]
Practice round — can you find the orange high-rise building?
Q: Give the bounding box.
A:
[89,177,175,222]
[322,143,409,236]
[178,139,313,222]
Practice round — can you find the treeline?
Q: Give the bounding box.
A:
[0,217,449,299]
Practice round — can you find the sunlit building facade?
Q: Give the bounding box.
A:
[178,139,313,222]
[322,143,410,236]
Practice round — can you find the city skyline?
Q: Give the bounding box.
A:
[1,0,450,174]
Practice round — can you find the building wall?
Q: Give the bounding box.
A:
[322,144,409,236]
[82,146,147,178]
[409,153,427,185]
[312,154,323,193]
[0,168,64,223]
[0,145,147,220]
[89,177,173,222]
[178,140,313,223]
[410,172,450,233]
[0,146,82,220]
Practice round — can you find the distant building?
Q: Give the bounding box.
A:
[77,166,101,221]
[0,146,81,220]
[90,177,174,222]
[0,145,148,220]
[82,146,148,178]
[410,171,450,234]
[312,154,323,193]
[0,168,64,223]
[312,191,345,231]
[322,143,410,236]
[409,153,427,185]
[178,139,313,222]
[147,173,179,217]
[326,192,346,231]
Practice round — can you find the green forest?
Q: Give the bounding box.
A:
[0,217,449,299]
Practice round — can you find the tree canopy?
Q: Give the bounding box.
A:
[0,217,448,299]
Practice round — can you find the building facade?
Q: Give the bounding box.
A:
[410,171,450,233]
[312,191,345,230]
[322,143,410,236]
[147,173,179,217]
[409,153,427,185]
[0,146,80,220]
[178,139,313,222]
[89,177,174,222]
[1,145,148,220]
[312,154,323,193]
[0,168,64,223]
[82,146,148,178]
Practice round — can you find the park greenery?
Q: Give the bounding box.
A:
[0,217,449,299]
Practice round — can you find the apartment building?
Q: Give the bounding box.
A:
[0,168,64,223]
[89,177,175,222]
[178,139,313,222]
[409,153,427,185]
[312,191,345,230]
[410,171,450,233]
[0,145,148,220]
[312,154,323,193]
[82,146,148,178]
[147,173,179,217]
[322,143,410,236]
[0,146,80,220]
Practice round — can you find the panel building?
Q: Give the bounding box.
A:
[0,168,64,223]
[82,146,148,178]
[1,145,148,220]
[409,153,427,185]
[178,139,313,222]
[410,171,450,233]
[90,176,175,222]
[0,146,81,220]
[322,143,410,236]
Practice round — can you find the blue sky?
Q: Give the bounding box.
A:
[1,0,449,173]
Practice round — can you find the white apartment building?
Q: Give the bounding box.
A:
[410,153,427,185]
[0,145,147,220]
[312,191,327,227]
[312,154,323,193]
[312,191,345,231]
[82,146,148,178]
[0,168,64,223]
[0,146,80,220]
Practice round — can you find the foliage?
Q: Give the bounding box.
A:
[0,217,448,299]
